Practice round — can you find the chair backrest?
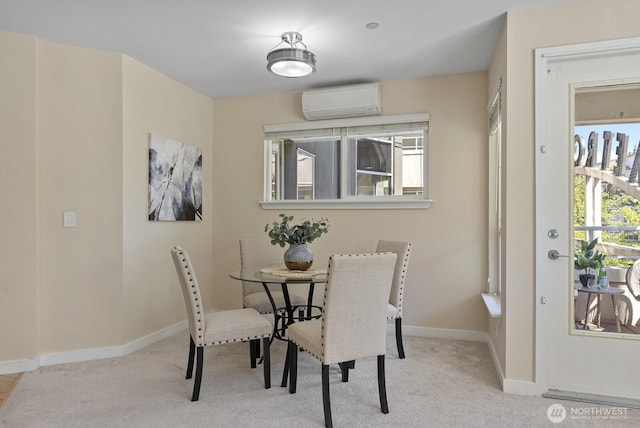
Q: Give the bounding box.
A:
[321,253,397,365]
[171,246,206,346]
[375,240,412,315]
[239,238,285,296]
[625,259,640,300]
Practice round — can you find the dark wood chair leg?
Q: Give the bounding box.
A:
[281,347,290,388]
[339,362,349,382]
[250,339,257,368]
[262,337,271,389]
[192,346,204,401]
[186,336,195,379]
[256,336,261,359]
[322,364,333,428]
[288,341,298,393]
[395,318,406,359]
[377,355,389,414]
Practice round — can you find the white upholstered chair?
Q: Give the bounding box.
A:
[171,246,272,401]
[239,238,307,314]
[286,252,397,428]
[376,240,412,359]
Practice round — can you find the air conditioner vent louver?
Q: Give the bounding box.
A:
[302,83,382,120]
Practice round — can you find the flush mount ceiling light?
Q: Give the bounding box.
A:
[266,32,317,78]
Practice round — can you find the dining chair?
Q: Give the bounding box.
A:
[171,246,272,401]
[286,252,397,428]
[375,240,412,359]
[239,238,308,314]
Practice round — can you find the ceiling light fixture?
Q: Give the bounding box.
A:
[266,32,316,78]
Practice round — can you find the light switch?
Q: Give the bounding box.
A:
[63,211,76,228]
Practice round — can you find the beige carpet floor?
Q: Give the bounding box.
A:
[1,332,638,427]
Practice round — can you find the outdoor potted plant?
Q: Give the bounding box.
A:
[265,213,330,271]
[574,238,606,289]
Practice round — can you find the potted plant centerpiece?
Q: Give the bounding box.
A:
[265,213,329,271]
[574,238,606,289]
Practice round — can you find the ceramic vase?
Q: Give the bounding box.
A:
[284,243,313,271]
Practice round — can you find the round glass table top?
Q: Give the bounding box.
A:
[229,267,327,284]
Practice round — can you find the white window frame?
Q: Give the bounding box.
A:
[483,78,503,318]
[261,113,431,210]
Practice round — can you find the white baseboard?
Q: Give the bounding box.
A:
[0,320,187,375]
[0,357,40,375]
[484,333,505,390]
[122,320,187,355]
[502,378,540,396]
[398,323,489,342]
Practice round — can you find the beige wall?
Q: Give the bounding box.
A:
[212,73,490,331]
[122,57,213,342]
[0,32,213,364]
[494,0,640,383]
[0,32,38,361]
[37,40,124,352]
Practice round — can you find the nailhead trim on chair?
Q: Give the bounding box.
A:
[180,254,205,342]
[385,242,411,320]
[203,333,271,347]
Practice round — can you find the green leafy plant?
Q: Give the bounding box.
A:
[265,213,330,247]
[574,238,606,275]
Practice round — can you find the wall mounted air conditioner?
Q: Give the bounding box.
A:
[302,82,382,120]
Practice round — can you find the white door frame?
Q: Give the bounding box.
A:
[534,36,640,396]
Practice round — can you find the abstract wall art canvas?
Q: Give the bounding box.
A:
[148,134,202,221]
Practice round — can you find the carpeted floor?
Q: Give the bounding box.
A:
[1,332,638,427]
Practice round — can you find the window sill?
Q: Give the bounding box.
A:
[260,198,432,210]
[481,293,502,318]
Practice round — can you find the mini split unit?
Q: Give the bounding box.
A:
[301,82,382,120]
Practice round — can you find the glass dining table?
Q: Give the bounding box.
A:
[229,267,326,340]
[229,267,326,387]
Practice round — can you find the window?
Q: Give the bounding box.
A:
[262,114,429,209]
[484,79,502,318]
[296,149,315,200]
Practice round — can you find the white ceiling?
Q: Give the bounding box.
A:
[0,0,574,98]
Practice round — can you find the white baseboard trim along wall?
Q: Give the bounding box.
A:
[0,320,187,375]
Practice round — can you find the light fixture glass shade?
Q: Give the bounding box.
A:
[267,48,316,77]
[266,32,316,78]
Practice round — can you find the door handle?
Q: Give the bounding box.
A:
[548,249,570,260]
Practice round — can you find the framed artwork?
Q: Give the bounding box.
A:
[148,134,202,221]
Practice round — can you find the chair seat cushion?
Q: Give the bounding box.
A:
[387,303,400,320]
[201,308,272,346]
[244,291,307,314]
[287,319,324,361]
